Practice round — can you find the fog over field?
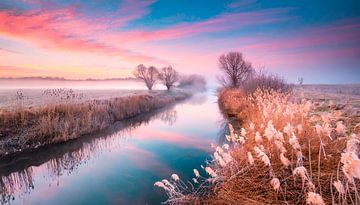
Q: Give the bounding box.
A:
[0,78,154,90]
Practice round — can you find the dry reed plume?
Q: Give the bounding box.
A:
[155,89,360,205]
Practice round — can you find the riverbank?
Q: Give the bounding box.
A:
[218,85,360,132]
[214,87,360,204]
[155,86,360,204]
[0,90,216,205]
[0,90,191,158]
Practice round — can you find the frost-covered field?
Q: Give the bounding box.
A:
[297,84,360,96]
[295,84,360,133]
[0,87,190,157]
[295,84,360,109]
[0,89,165,110]
[0,78,168,110]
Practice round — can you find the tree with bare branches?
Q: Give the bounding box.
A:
[218,51,254,87]
[133,64,159,90]
[159,66,179,90]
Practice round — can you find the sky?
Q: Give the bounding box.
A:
[0,0,359,84]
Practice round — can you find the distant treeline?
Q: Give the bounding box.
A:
[0,76,139,81]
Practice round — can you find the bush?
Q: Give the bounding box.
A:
[243,71,293,94]
[217,89,250,125]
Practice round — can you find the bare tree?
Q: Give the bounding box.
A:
[159,66,179,90]
[133,64,159,90]
[218,51,254,87]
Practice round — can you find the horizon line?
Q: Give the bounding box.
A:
[0,76,140,81]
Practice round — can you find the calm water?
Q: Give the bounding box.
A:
[0,91,224,205]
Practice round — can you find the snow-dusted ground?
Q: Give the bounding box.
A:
[0,78,171,110]
[0,78,174,110]
[295,84,360,107]
[296,84,360,95]
[295,84,360,133]
[0,89,170,111]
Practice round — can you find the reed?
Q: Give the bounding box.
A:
[0,91,190,157]
[155,89,359,205]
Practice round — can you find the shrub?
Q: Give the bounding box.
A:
[243,71,293,94]
[217,88,250,125]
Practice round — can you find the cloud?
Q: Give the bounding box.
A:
[112,0,156,26]
[244,19,360,52]
[0,47,19,55]
[0,2,166,64]
[226,0,258,9]
[0,2,292,76]
[0,65,51,77]
[239,18,360,67]
[108,8,292,44]
[3,1,357,82]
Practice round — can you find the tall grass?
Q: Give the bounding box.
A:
[155,89,359,204]
[0,91,189,157]
[0,104,178,204]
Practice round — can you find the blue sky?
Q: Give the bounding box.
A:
[0,0,359,83]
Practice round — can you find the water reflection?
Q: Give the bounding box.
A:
[0,105,177,204]
[216,118,230,145]
[0,168,33,203]
[0,92,223,205]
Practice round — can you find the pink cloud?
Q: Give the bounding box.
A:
[243,20,360,52]
[238,18,360,68]
[108,8,292,44]
[0,66,53,77]
[0,47,18,55]
[111,0,156,26]
[0,3,293,79]
[7,1,357,81]
[0,4,166,64]
[261,47,360,68]
[0,5,291,52]
[139,17,360,78]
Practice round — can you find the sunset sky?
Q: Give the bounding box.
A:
[0,0,359,83]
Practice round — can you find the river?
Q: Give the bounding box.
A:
[0,91,224,205]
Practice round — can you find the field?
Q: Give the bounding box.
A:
[0,88,191,158]
[295,84,360,133]
[0,89,169,110]
[297,84,360,95]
